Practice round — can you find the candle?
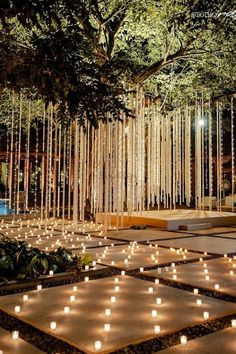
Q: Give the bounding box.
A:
[50,321,57,330]
[12,331,19,340]
[148,287,153,294]
[64,306,70,314]
[85,277,89,282]
[70,295,76,302]
[23,295,29,302]
[180,335,187,345]
[73,286,78,292]
[121,271,125,276]
[155,279,159,285]
[203,311,209,320]
[140,267,144,272]
[215,284,220,290]
[114,278,119,283]
[104,323,110,333]
[95,341,102,351]
[49,270,54,276]
[194,288,198,295]
[154,325,161,334]
[151,310,158,318]
[231,319,236,328]
[111,296,116,304]
[15,306,21,314]
[196,299,202,306]
[105,308,111,317]
[37,284,42,291]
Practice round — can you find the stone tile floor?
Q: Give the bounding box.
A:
[1,220,236,353]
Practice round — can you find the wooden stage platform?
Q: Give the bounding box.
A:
[96,210,236,230]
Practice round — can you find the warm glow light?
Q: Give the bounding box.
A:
[140,267,144,272]
[70,295,76,302]
[111,296,116,304]
[151,310,158,318]
[49,270,54,276]
[105,308,111,317]
[156,298,162,305]
[232,319,236,328]
[64,306,70,314]
[180,335,187,345]
[215,284,220,290]
[15,306,21,314]
[23,295,29,302]
[155,279,159,285]
[95,341,102,351]
[196,299,202,306]
[154,325,160,334]
[104,323,110,333]
[37,284,42,291]
[203,311,209,320]
[73,286,78,292]
[50,321,57,330]
[148,287,153,294]
[194,288,198,295]
[12,331,19,340]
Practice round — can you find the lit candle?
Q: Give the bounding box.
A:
[194,288,198,295]
[64,306,70,314]
[105,308,111,317]
[70,295,76,302]
[196,299,202,306]
[50,321,57,330]
[114,278,119,283]
[37,284,42,291]
[85,276,89,282]
[215,284,220,290]
[95,341,102,351]
[155,279,159,285]
[85,265,89,271]
[156,298,162,305]
[229,270,234,276]
[154,325,161,334]
[73,286,78,292]
[12,331,19,340]
[111,296,116,304]
[121,271,125,276]
[148,287,154,294]
[151,310,158,318]
[15,306,21,314]
[140,267,144,272]
[180,335,187,345]
[23,295,29,302]
[173,274,177,280]
[203,311,209,320]
[231,319,236,328]
[205,275,210,281]
[104,323,110,333]
[49,270,54,276]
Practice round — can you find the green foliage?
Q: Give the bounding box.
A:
[81,253,93,267]
[0,235,91,281]
[0,0,235,119]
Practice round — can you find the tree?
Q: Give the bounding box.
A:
[0,0,235,125]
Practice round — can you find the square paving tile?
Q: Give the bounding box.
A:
[0,276,235,354]
[146,256,236,296]
[91,229,194,242]
[187,226,236,235]
[154,236,236,255]
[157,327,236,354]
[0,327,44,354]
[88,244,204,270]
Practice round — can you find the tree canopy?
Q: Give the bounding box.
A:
[0,0,235,125]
